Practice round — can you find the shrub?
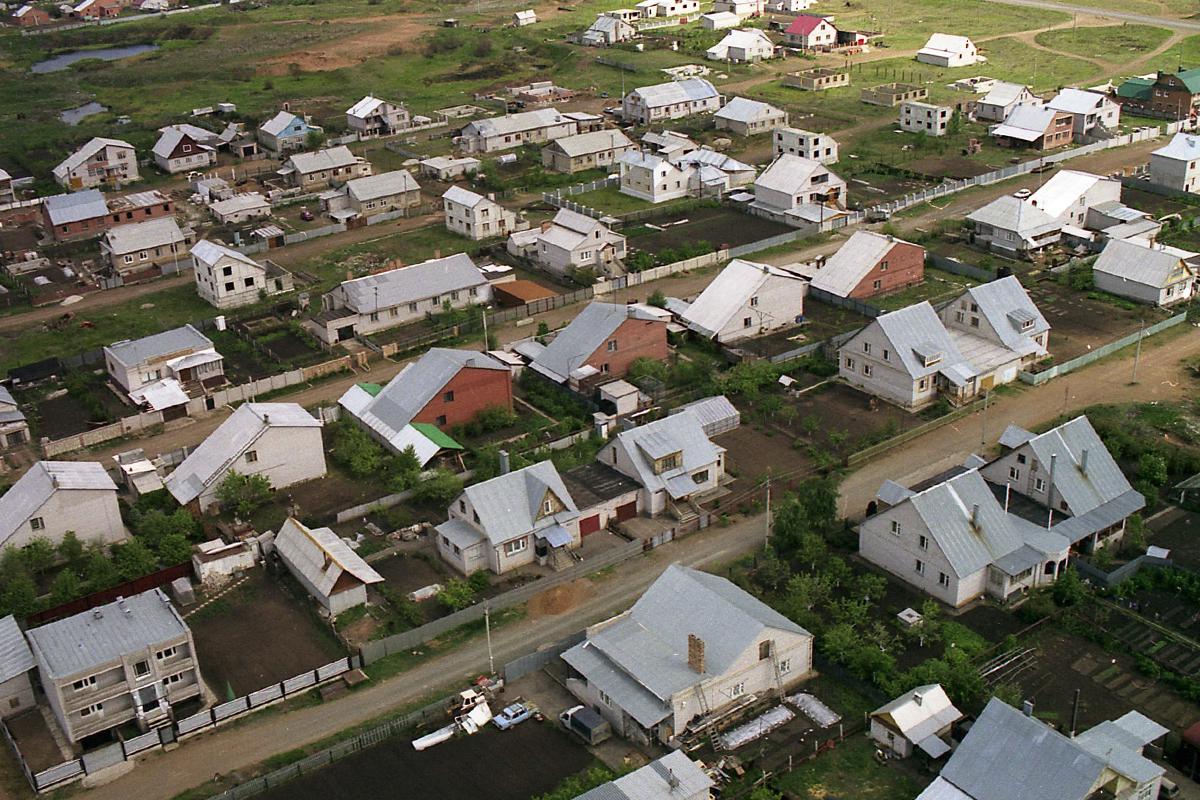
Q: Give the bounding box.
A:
[1016,592,1055,623]
[438,579,476,611]
[216,471,273,518]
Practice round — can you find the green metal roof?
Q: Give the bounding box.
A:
[358,382,383,397]
[1178,67,1200,93]
[1115,77,1153,100]
[412,422,463,450]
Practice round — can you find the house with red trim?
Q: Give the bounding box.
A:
[784,15,836,49]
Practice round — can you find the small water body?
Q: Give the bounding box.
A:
[31,44,159,74]
[59,101,109,126]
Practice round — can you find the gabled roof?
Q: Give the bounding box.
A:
[586,14,634,35]
[53,137,134,181]
[546,129,634,158]
[346,170,419,202]
[345,95,390,119]
[462,108,570,138]
[0,462,116,548]
[715,96,784,124]
[562,564,809,718]
[628,78,719,109]
[274,517,383,598]
[442,185,489,208]
[681,258,803,338]
[461,460,578,545]
[1093,237,1197,289]
[966,195,1059,237]
[811,230,916,297]
[43,189,107,225]
[576,751,714,800]
[708,28,775,56]
[1176,67,1200,94]
[979,81,1032,108]
[606,411,723,497]
[754,153,830,193]
[1047,88,1112,115]
[165,403,321,504]
[993,106,1059,140]
[152,128,212,161]
[0,615,34,685]
[285,146,360,175]
[105,324,212,368]
[919,33,974,54]
[1017,415,1138,515]
[337,253,485,313]
[869,301,973,382]
[1152,131,1200,162]
[532,301,660,382]
[210,192,270,216]
[955,275,1049,355]
[1028,170,1115,220]
[871,684,963,749]
[102,216,186,256]
[191,239,263,272]
[259,111,304,137]
[785,14,832,35]
[1115,75,1155,100]
[1074,711,1167,785]
[27,589,188,680]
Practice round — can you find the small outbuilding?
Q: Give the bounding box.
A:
[274,517,384,615]
[870,683,963,759]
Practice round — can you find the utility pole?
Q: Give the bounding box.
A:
[1131,317,1145,383]
[764,477,772,549]
[979,389,990,446]
[484,603,495,676]
[481,305,489,352]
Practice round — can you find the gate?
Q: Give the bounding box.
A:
[580,515,601,536]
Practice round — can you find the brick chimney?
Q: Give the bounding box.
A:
[687,634,705,674]
[540,219,553,233]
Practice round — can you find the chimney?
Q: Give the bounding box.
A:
[687,634,706,674]
[913,692,923,705]
[540,219,552,233]
[92,608,103,620]
[499,449,510,475]
[118,596,130,615]
[667,770,680,790]
[346,268,353,282]
[263,412,270,425]
[1022,699,1035,718]
[1079,448,1089,474]
[970,503,980,528]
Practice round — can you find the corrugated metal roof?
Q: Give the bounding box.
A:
[210,193,270,216]
[0,615,34,684]
[576,751,714,800]
[672,395,739,435]
[442,185,487,208]
[53,137,134,181]
[44,190,107,225]
[26,589,188,680]
[152,128,212,160]
[0,460,119,545]
[560,639,671,728]
[533,302,644,381]
[274,517,383,599]
[811,231,913,297]
[103,216,187,256]
[1027,170,1113,220]
[605,411,724,496]
[547,129,633,158]
[1153,131,1200,161]
[996,105,1058,136]
[435,517,484,550]
[956,275,1049,355]
[681,259,803,338]
[346,170,419,203]
[915,777,975,800]
[165,403,320,504]
[465,460,578,544]
[966,195,1059,238]
[462,108,569,139]
[346,95,388,119]
[906,471,1028,578]
[286,146,361,175]
[105,324,212,369]
[1047,88,1111,116]
[1093,237,1196,289]
[754,153,824,194]
[259,111,303,137]
[979,81,1031,109]
[1025,415,1137,515]
[870,302,972,381]
[629,78,719,109]
[338,253,485,312]
[708,29,775,59]
[191,240,262,271]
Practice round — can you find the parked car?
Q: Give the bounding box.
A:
[559,705,611,745]
[300,208,314,221]
[1012,188,1032,199]
[493,701,535,730]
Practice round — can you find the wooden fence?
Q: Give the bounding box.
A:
[26,562,192,625]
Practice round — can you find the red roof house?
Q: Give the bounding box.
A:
[784,15,837,49]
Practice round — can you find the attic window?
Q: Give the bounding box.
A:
[918,351,942,368]
[543,498,554,515]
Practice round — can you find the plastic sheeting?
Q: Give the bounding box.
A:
[787,693,841,728]
[716,705,794,751]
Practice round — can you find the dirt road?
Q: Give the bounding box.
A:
[982,0,1200,31]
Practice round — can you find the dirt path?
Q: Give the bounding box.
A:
[981,0,1200,31]
[0,273,193,334]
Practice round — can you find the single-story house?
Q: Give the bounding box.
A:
[42,189,173,242]
[419,156,481,181]
[529,301,669,389]
[458,108,578,154]
[870,684,962,759]
[209,192,272,225]
[1092,238,1198,306]
[12,5,51,26]
[714,97,788,136]
[679,258,807,343]
[274,517,384,615]
[749,153,847,228]
[622,78,722,125]
[322,170,421,220]
[541,130,635,174]
[0,461,125,551]
[810,230,925,299]
[706,28,776,62]
[100,216,194,275]
[700,10,739,30]
[861,83,929,107]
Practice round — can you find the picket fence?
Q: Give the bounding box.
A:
[1018,312,1189,386]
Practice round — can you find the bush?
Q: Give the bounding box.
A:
[1016,592,1055,623]
[216,471,273,518]
[438,579,476,611]
[467,570,491,592]
[411,469,463,508]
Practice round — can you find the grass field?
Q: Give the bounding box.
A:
[825,0,1068,51]
[1141,33,1200,73]
[1034,24,1172,64]
[1056,0,1200,17]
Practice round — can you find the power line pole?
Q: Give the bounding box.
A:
[484,604,495,676]
[1131,317,1145,383]
[764,477,772,549]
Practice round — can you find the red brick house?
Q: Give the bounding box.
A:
[992,106,1074,150]
[529,301,669,390]
[810,230,925,300]
[1115,68,1200,120]
[12,5,52,26]
[41,189,175,242]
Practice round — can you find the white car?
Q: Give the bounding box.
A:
[1013,188,1032,199]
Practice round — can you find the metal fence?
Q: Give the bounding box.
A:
[805,286,881,319]
[503,632,586,684]
[1018,311,1188,386]
[925,253,996,282]
[488,287,595,324]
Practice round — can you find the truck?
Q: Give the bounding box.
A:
[559,705,611,745]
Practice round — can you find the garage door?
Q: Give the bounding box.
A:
[615,501,637,522]
[580,515,601,536]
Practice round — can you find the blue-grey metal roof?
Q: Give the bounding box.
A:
[671,395,739,435]
[681,259,803,339]
[939,699,1105,800]
[1093,237,1195,289]
[604,412,723,496]
[868,301,973,382]
[576,751,714,800]
[630,78,719,108]
[533,302,657,382]
[1050,489,1145,544]
[1075,715,1166,785]
[44,189,107,225]
[958,276,1049,356]
[998,423,1035,449]
[26,589,189,680]
[462,460,579,546]
[1025,416,1135,515]
[876,479,915,506]
[105,324,213,369]
[339,253,486,313]
[0,462,117,547]
[436,517,484,550]
[0,615,33,684]
[561,639,671,728]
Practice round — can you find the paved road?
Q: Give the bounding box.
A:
[75,322,1200,800]
[982,0,1200,31]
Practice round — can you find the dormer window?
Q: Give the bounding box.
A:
[543,498,554,515]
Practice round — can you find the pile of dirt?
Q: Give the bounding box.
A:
[528,578,594,618]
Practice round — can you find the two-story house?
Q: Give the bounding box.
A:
[100,217,194,276]
[750,153,846,228]
[1027,169,1121,227]
[562,564,813,745]
[679,258,807,343]
[783,15,837,49]
[530,301,669,388]
[622,78,722,125]
[937,275,1051,384]
[811,230,925,300]
[26,589,203,744]
[42,189,175,242]
[772,127,838,164]
[257,111,322,154]
[966,195,1062,258]
[280,146,372,191]
[974,81,1040,123]
[992,106,1074,150]
[0,461,126,551]
[191,240,294,309]
[345,96,410,137]
[442,186,520,240]
[1150,132,1200,194]
[1115,67,1200,120]
[1046,88,1121,138]
[899,101,953,136]
[104,324,224,413]
[322,170,422,221]
[506,208,627,278]
[458,108,578,154]
[52,138,138,190]
[714,97,787,135]
[151,128,217,175]
[436,460,581,575]
[165,402,326,513]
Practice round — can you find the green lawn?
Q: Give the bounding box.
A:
[827,0,1069,51]
[872,267,980,311]
[1052,0,1200,17]
[771,735,929,799]
[1141,33,1200,74]
[569,186,664,214]
[1034,24,1172,64]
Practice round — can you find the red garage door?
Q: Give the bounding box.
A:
[615,501,637,522]
[580,515,601,536]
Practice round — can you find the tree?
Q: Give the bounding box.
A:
[793,477,839,532]
[1052,566,1087,607]
[820,622,858,663]
[947,110,963,136]
[754,548,792,592]
[331,422,386,478]
[647,289,667,308]
[82,548,119,592]
[1138,452,1169,487]
[21,537,56,574]
[50,569,83,606]
[992,682,1025,709]
[0,573,38,618]
[58,531,84,565]
[155,533,193,566]
[411,468,463,507]
[216,471,273,518]
[438,579,476,611]
[305,129,326,149]
[114,540,158,581]
[782,572,830,629]
[387,445,423,493]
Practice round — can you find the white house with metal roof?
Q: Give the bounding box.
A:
[257,111,321,154]
[209,192,272,225]
[100,216,194,276]
[310,252,490,343]
[937,275,1050,384]
[280,146,372,191]
[706,28,776,63]
[678,258,806,343]
[0,615,35,720]
[1150,132,1200,194]
[274,517,384,615]
[0,386,29,451]
[1047,87,1120,139]
[1092,237,1198,306]
[458,108,578,154]
[443,186,521,240]
[165,403,326,512]
[597,410,725,517]
[104,324,223,400]
[917,699,1166,800]
[419,155,482,181]
[345,96,410,137]
[562,563,812,745]
[0,461,124,551]
[436,460,581,575]
[773,127,838,164]
[541,129,635,173]
[635,0,699,17]
[870,684,963,759]
[974,81,1040,123]
[966,195,1062,258]
[1027,170,1121,227]
[980,415,1146,554]
[26,589,202,743]
[191,240,294,309]
[52,137,138,190]
[507,208,627,278]
[750,153,846,229]
[576,751,713,800]
[915,33,982,68]
[580,13,638,45]
[714,97,787,136]
[622,78,722,125]
[321,170,421,221]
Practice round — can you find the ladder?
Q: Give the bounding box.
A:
[770,642,786,699]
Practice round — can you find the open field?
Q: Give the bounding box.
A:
[1034,24,1173,63]
[820,0,1069,51]
[1052,0,1200,18]
[188,571,347,698]
[626,205,794,253]
[873,266,981,311]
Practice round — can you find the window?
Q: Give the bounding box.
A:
[409,303,418,313]
[750,295,759,307]
[72,676,97,692]
[890,520,901,535]
[134,660,150,678]
[938,572,950,587]
[504,538,527,556]
[459,500,466,513]
[543,497,554,515]
[156,646,177,661]
[970,316,980,328]
[443,390,455,403]
[80,703,104,718]
[244,277,255,288]
[1034,477,1046,492]
[436,415,447,426]
[124,255,135,265]
[743,317,752,328]
[759,641,772,660]
[955,311,965,323]
[844,357,855,370]
[872,279,882,290]
[863,342,872,354]
[692,470,709,484]
[863,364,873,377]
[30,517,44,531]
[245,451,258,464]
[369,312,379,322]
[164,673,184,686]
[599,690,613,706]
[915,559,925,575]
[1017,453,1027,464]
[879,260,889,272]
[607,339,618,352]
[918,534,928,550]
[882,348,890,362]
[779,659,791,674]
[918,378,928,391]
[224,282,235,292]
[730,682,746,698]
[1009,466,1020,481]
[223,266,233,277]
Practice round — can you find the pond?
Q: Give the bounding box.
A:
[31,44,158,74]
[59,101,109,126]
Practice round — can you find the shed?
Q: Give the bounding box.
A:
[670,395,740,436]
[274,517,383,616]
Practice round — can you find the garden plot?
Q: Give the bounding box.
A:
[21,372,132,440]
[1025,280,1171,363]
[626,206,794,254]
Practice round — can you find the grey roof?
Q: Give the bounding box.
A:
[259,111,303,137]
[979,81,1032,109]
[868,302,973,382]
[274,517,383,598]
[576,751,714,800]
[1093,238,1196,289]
[1023,415,1138,516]
[346,170,419,203]
[715,97,785,125]
[462,108,570,139]
[103,217,187,256]
[629,78,719,109]
[998,423,1035,449]
[905,471,1029,578]
[436,517,484,550]
[1152,131,1200,161]
[1075,712,1167,785]
[0,385,23,424]
[461,460,579,545]
[755,153,825,194]
[812,231,915,297]
[967,195,1059,237]
[53,138,134,181]
[442,185,488,208]
[152,127,212,160]
[356,348,508,439]
[994,105,1059,138]
[338,253,485,313]
[285,146,360,175]
[1047,88,1112,116]
[105,324,212,369]
[44,190,107,225]
[563,564,810,720]
[671,395,739,435]
[0,462,117,547]
[877,479,915,506]
[191,240,262,272]
[605,411,724,497]
[26,589,188,681]
[165,403,320,504]
[0,615,34,684]
[871,684,962,744]
[546,129,634,158]
[956,275,1049,355]
[681,259,803,338]
[532,302,656,382]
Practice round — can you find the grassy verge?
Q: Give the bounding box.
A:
[362,605,527,682]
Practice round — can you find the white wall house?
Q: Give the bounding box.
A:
[750,154,847,228]
[1093,238,1198,306]
[0,616,35,720]
[443,186,520,240]
[899,101,953,136]
[623,78,722,125]
[773,127,838,164]
[974,81,1039,123]
[1149,132,1200,194]
[165,403,326,513]
[191,240,293,309]
[53,137,138,190]
[152,129,216,175]
[0,461,125,551]
[679,258,807,343]
[706,29,776,62]
[714,97,788,136]
[458,108,578,154]
[1027,169,1122,227]
[1047,88,1121,139]
[507,209,627,278]
[345,96,410,137]
[274,517,384,615]
[870,684,962,759]
[916,34,981,67]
